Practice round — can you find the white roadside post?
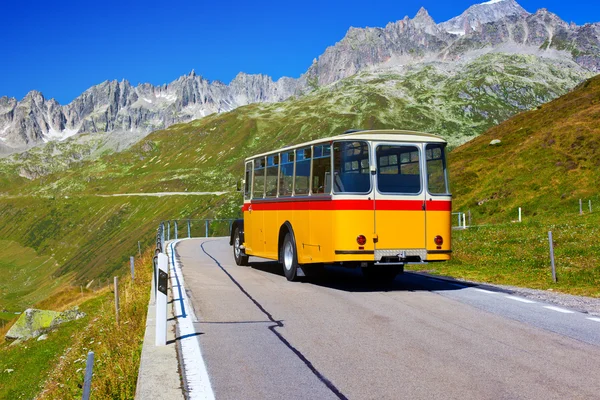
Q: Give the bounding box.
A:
[518,207,522,223]
[156,253,169,346]
[462,213,466,229]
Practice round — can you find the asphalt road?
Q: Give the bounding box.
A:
[173,238,600,400]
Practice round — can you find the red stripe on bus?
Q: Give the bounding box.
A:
[242,199,451,212]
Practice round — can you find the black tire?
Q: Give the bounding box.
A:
[361,265,403,282]
[281,232,299,281]
[233,227,249,266]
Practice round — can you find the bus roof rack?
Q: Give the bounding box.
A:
[343,129,364,134]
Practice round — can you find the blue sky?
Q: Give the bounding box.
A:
[1,0,599,104]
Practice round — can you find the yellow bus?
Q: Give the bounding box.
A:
[230,129,452,281]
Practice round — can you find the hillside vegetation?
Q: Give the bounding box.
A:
[450,74,600,222]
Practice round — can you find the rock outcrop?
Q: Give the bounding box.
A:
[5,308,86,341]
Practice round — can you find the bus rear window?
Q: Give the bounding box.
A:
[333,141,371,194]
[426,144,449,195]
[376,145,421,194]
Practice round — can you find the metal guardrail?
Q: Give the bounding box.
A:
[152,218,237,346]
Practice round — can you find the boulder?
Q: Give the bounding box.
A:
[490,139,502,145]
[5,308,86,341]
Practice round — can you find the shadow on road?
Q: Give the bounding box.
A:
[247,260,473,293]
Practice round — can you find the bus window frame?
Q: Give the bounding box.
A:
[374,142,424,196]
[294,146,312,197]
[265,154,280,198]
[311,143,333,197]
[332,140,373,196]
[425,143,451,197]
[278,150,295,198]
[252,156,267,200]
[244,160,253,201]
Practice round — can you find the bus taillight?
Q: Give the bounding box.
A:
[434,235,443,246]
[357,235,367,246]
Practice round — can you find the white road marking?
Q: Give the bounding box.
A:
[473,288,498,294]
[586,317,600,323]
[168,240,215,400]
[505,295,537,304]
[543,306,575,314]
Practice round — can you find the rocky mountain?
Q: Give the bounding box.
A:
[305,2,600,86]
[1,0,599,155]
[439,0,529,35]
[0,72,301,153]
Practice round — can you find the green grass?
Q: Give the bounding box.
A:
[0,193,241,316]
[0,294,104,399]
[0,248,153,399]
[0,241,66,313]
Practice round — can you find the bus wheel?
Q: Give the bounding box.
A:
[233,227,249,266]
[362,265,402,282]
[282,232,299,281]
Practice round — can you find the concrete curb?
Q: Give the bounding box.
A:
[135,285,183,399]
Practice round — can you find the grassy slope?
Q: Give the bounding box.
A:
[0,249,153,399]
[412,74,600,295]
[450,74,600,221]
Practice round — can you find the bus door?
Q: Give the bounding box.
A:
[424,143,452,258]
[242,161,254,253]
[374,143,426,260]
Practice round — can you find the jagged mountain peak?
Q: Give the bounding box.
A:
[414,7,436,26]
[440,0,529,35]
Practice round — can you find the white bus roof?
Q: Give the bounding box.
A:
[246,129,447,161]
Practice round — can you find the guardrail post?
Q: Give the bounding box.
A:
[580,199,583,215]
[156,253,169,346]
[205,220,209,238]
[167,221,171,241]
[161,222,165,250]
[187,219,191,238]
[229,220,233,235]
[82,351,95,400]
[518,207,522,223]
[174,221,178,240]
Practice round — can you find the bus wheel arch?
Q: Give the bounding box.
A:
[278,222,299,281]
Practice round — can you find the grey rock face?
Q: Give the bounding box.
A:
[0,73,302,152]
[1,0,598,153]
[439,0,529,35]
[305,2,600,87]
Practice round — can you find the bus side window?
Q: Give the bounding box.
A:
[333,141,371,194]
[253,157,266,199]
[295,147,311,195]
[265,155,279,198]
[312,144,331,194]
[279,151,294,197]
[244,161,253,200]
